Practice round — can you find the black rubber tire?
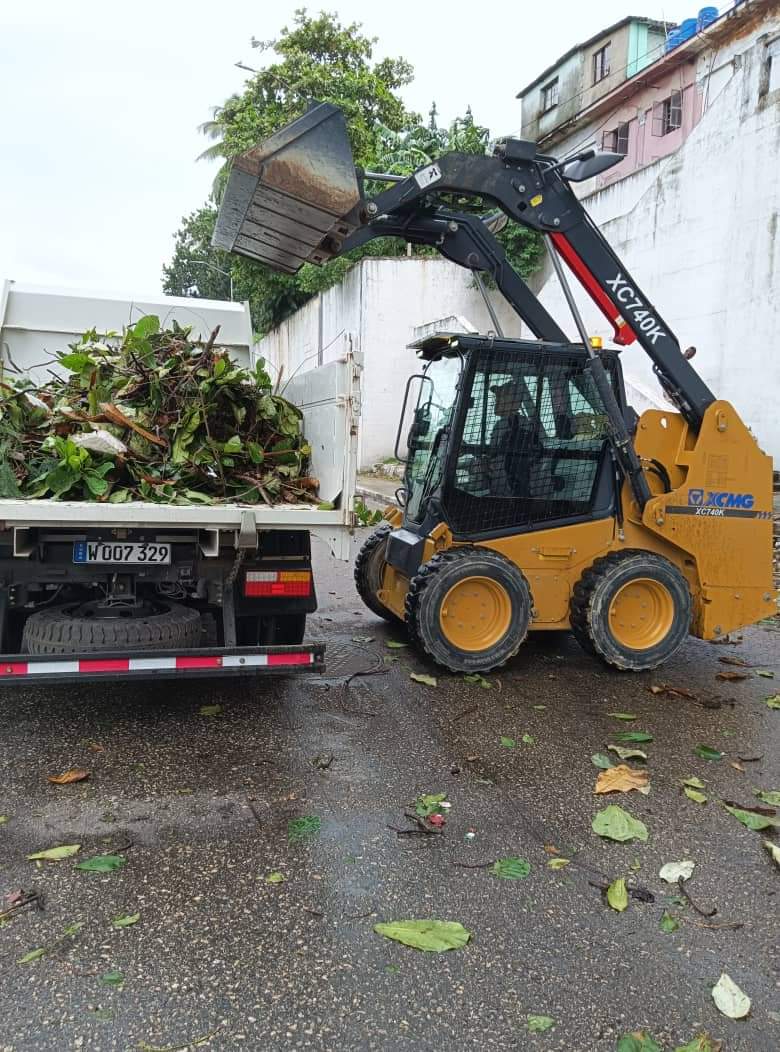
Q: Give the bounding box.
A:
[354,523,402,623]
[569,550,691,671]
[22,600,202,655]
[406,547,532,673]
[258,614,306,645]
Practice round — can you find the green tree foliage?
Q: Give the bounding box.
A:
[162,10,542,335]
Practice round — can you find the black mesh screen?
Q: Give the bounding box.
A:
[444,349,613,536]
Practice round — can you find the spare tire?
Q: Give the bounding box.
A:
[22,600,202,655]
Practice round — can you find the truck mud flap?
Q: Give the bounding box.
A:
[0,644,325,685]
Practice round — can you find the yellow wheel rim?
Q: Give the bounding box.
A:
[439,576,512,652]
[608,578,674,650]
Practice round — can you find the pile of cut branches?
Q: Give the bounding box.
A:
[0,317,316,505]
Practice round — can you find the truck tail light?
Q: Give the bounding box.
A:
[244,570,312,598]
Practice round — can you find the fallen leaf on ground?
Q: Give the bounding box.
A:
[683,776,706,789]
[47,769,89,785]
[722,803,780,831]
[608,712,637,721]
[592,805,648,843]
[527,1015,555,1032]
[608,745,648,761]
[491,857,531,880]
[612,731,653,743]
[763,840,780,868]
[112,912,140,928]
[754,789,780,806]
[27,844,80,862]
[673,1035,722,1052]
[649,684,697,700]
[718,655,751,667]
[547,858,570,870]
[265,871,285,884]
[757,670,774,678]
[288,816,321,841]
[373,919,470,952]
[711,972,750,1019]
[616,1033,663,1052]
[0,815,8,825]
[730,761,745,772]
[595,765,649,795]
[607,877,628,912]
[533,704,546,710]
[463,673,492,689]
[427,813,445,828]
[17,947,46,964]
[410,673,437,687]
[659,859,695,883]
[500,736,515,748]
[694,744,723,761]
[715,670,749,681]
[660,911,679,933]
[592,753,615,769]
[199,704,222,716]
[100,970,124,987]
[766,694,780,710]
[543,844,559,854]
[521,733,535,745]
[684,787,708,804]
[386,641,408,649]
[415,792,447,818]
[75,854,125,873]
[351,635,374,643]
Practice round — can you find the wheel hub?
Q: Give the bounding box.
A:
[608,577,674,650]
[439,576,512,652]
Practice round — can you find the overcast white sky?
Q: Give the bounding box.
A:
[1,0,694,297]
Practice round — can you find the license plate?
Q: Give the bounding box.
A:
[73,541,172,565]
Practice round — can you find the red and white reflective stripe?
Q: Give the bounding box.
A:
[0,651,315,677]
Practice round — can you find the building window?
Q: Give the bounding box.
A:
[540,78,559,113]
[653,90,683,135]
[603,122,630,155]
[593,43,611,83]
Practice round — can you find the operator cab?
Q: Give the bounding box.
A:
[396,333,626,547]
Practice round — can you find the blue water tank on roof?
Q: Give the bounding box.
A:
[678,17,698,43]
[665,27,683,51]
[697,6,718,30]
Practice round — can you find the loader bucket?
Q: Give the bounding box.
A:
[212,102,363,274]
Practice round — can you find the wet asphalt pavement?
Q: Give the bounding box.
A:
[1,531,779,1052]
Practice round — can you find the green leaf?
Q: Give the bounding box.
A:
[722,803,780,831]
[410,673,437,687]
[674,1035,720,1052]
[112,912,140,928]
[607,877,628,912]
[608,713,637,721]
[84,473,109,496]
[591,753,615,769]
[683,776,706,789]
[547,857,570,870]
[75,854,125,873]
[132,315,160,339]
[223,435,242,454]
[684,787,708,804]
[617,1032,663,1052]
[612,731,653,743]
[521,733,536,745]
[660,911,680,933]
[711,971,751,1018]
[288,816,321,841]
[533,703,546,710]
[463,673,492,689]
[59,351,95,372]
[386,640,408,649]
[766,694,780,710]
[592,805,649,843]
[527,1014,555,1032]
[199,704,222,716]
[608,745,648,762]
[757,669,774,678]
[491,857,531,880]
[0,815,8,825]
[415,793,447,818]
[754,789,780,806]
[265,871,285,884]
[373,919,471,952]
[763,839,780,868]
[100,970,124,987]
[17,947,46,964]
[27,844,81,861]
[695,744,723,761]
[317,501,335,510]
[500,736,516,748]
[659,860,695,883]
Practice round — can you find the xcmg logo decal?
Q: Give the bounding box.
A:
[687,489,754,510]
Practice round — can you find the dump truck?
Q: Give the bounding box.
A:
[0,281,361,684]
[211,102,775,673]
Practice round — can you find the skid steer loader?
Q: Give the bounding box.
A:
[214,102,776,673]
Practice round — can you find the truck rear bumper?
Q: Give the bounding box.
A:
[0,644,325,685]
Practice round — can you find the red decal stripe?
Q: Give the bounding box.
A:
[79,659,130,674]
[268,652,312,666]
[175,656,222,669]
[0,662,29,677]
[549,233,637,346]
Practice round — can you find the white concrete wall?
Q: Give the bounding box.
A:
[533,22,780,458]
[256,257,521,469]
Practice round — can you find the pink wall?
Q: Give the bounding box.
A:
[596,62,703,187]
